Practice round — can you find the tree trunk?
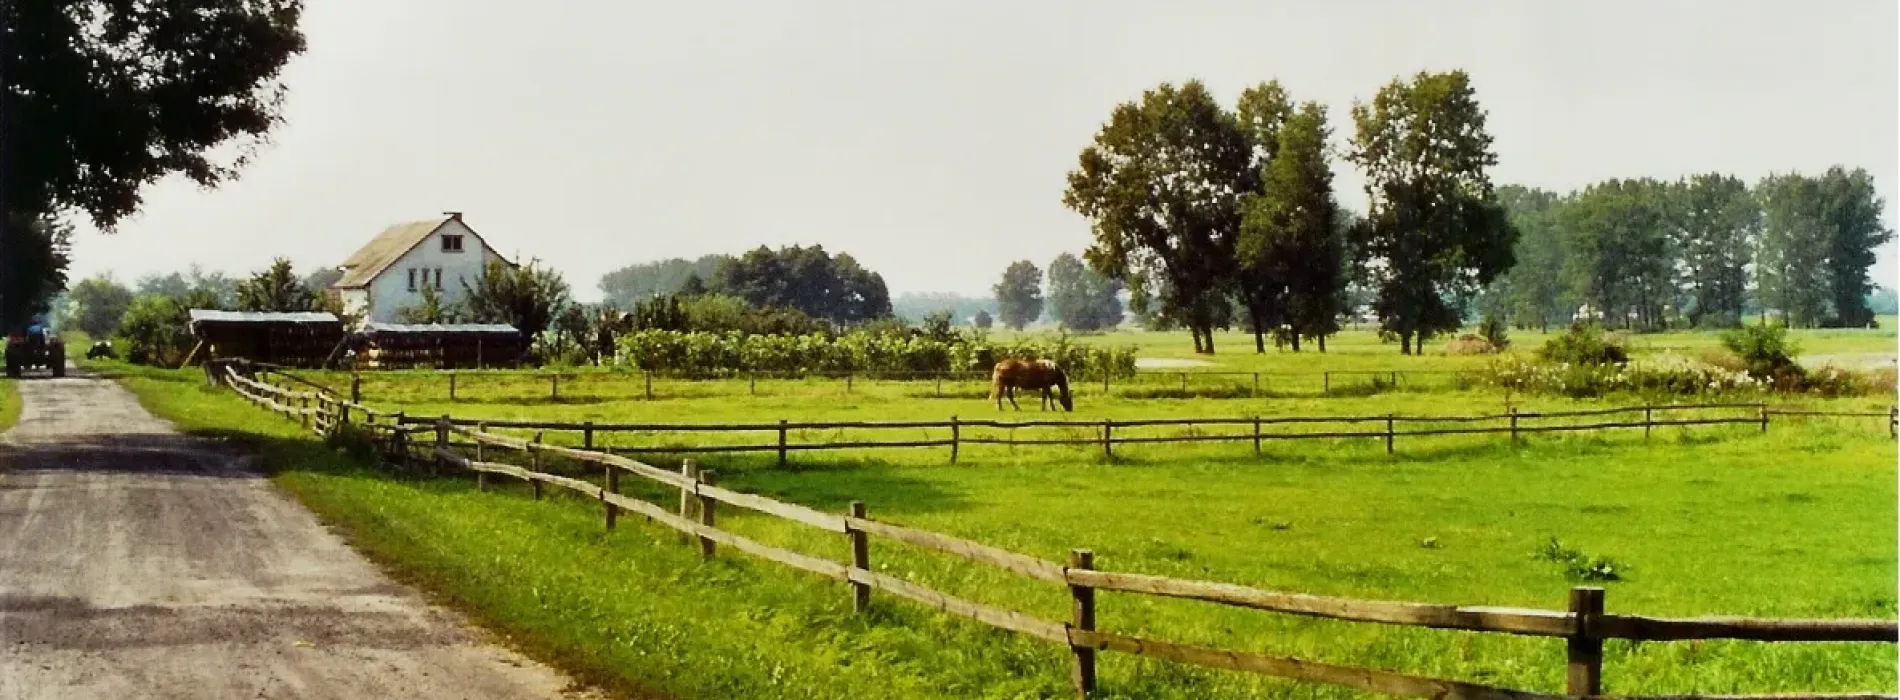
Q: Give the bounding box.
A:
[1201,325,1216,354]
[1290,333,1300,352]
[1317,334,1326,353]
[1191,329,1204,354]
[1252,312,1265,354]
[1400,332,1413,355]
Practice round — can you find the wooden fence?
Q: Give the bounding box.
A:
[209,359,1898,700]
[335,367,1472,403]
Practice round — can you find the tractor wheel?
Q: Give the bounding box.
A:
[51,349,66,377]
[5,362,18,379]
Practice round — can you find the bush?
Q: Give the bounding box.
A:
[1720,322,1801,381]
[1535,537,1625,582]
[1488,353,1762,398]
[1442,334,1498,355]
[1479,316,1509,350]
[1538,323,1628,366]
[614,329,1138,380]
[116,294,193,366]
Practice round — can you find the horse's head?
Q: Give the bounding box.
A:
[1050,365,1074,411]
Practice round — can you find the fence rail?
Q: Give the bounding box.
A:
[203,358,1898,700]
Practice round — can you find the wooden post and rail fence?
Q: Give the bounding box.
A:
[208,359,1898,700]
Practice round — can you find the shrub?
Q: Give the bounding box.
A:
[1487,353,1762,398]
[1538,323,1628,366]
[1720,322,1801,381]
[1479,316,1510,350]
[614,329,1138,379]
[116,293,193,366]
[1442,335,1498,355]
[1535,537,1625,582]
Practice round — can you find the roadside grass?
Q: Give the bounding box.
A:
[0,378,18,432]
[97,358,1898,699]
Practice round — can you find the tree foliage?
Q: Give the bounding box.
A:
[598,254,729,308]
[1346,70,1515,354]
[117,294,194,366]
[1811,167,1893,327]
[971,309,993,330]
[1238,100,1343,352]
[235,258,319,312]
[992,260,1044,331]
[1,0,306,329]
[1045,253,1123,332]
[136,265,239,309]
[0,215,72,328]
[64,275,135,337]
[395,283,462,324]
[711,245,890,324]
[1754,173,1834,328]
[1064,80,1251,354]
[1673,173,1760,327]
[1557,179,1674,330]
[462,259,571,339]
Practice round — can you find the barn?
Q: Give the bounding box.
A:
[186,310,347,368]
[352,322,525,369]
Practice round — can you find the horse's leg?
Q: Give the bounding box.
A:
[1007,386,1021,410]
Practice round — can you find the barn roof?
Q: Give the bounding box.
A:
[188,310,340,325]
[361,322,520,335]
[331,218,453,289]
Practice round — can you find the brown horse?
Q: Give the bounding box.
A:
[990,358,1073,412]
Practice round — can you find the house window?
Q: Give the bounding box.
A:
[434,267,444,290]
[408,267,417,291]
[442,234,464,252]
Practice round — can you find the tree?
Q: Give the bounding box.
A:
[1672,173,1760,327]
[138,265,239,309]
[1045,253,1123,332]
[678,272,708,297]
[395,283,462,324]
[0,215,72,327]
[1345,70,1516,354]
[1755,173,1832,327]
[1558,179,1674,330]
[1064,80,1253,354]
[462,259,572,339]
[712,244,891,324]
[598,255,729,308]
[1812,166,1892,327]
[1493,186,1567,332]
[993,260,1044,330]
[235,258,319,312]
[972,309,994,330]
[1237,100,1343,352]
[1,1,306,330]
[892,292,996,325]
[64,275,136,337]
[116,294,194,366]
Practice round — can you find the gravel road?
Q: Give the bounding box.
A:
[0,368,600,699]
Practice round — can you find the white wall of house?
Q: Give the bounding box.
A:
[338,288,370,321]
[363,219,508,323]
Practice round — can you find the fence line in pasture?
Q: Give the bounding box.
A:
[322,365,1474,403]
[206,358,1898,700]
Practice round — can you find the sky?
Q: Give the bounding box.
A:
[64,0,1899,302]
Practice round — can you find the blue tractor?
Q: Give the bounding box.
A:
[5,319,65,378]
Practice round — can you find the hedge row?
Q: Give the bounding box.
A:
[613,330,1138,379]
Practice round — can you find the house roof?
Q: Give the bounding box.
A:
[331,215,514,289]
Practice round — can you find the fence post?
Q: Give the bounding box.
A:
[678,460,700,545]
[935,374,942,398]
[778,419,789,467]
[475,422,488,492]
[301,395,311,430]
[1644,406,1653,439]
[1322,371,1330,394]
[1566,586,1605,696]
[1509,407,1519,443]
[449,372,457,401]
[434,416,449,475]
[1068,549,1097,699]
[583,421,595,451]
[1390,371,1397,388]
[1102,372,1109,397]
[848,501,870,612]
[644,371,653,400]
[393,411,407,468]
[950,416,961,464]
[1759,402,1769,433]
[339,401,350,427]
[1252,372,1259,397]
[1385,414,1395,455]
[1252,416,1262,456]
[1179,372,1187,393]
[750,372,757,396]
[551,373,560,400]
[1101,419,1112,459]
[1890,405,1897,439]
[350,373,361,404]
[697,471,717,558]
[846,372,853,394]
[530,432,544,500]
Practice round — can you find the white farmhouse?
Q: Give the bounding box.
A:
[327,212,514,324]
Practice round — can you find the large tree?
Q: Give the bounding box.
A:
[598,254,729,308]
[0,215,71,326]
[1,0,306,329]
[993,260,1044,331]
[1672,173,1760,327]
[1064,80,1252,354]
[1754,173,1833,327]
[1812,166,1893,327]
[463,259,572,339]
[1237,100,1343,352]
[1045,253,1123,332]
[1558,178,1675,330]
[1494,185,1567,332]
[235,257,319,312]
[1229,81,1293,352]
[1345,70,1516,354]
[712,244,890,324]
[63,274,135,337]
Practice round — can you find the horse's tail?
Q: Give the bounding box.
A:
[989,365,1004,402]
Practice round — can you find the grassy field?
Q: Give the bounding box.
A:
[88,334,1898,700]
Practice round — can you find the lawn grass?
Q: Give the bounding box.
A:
[93,355,1898,700]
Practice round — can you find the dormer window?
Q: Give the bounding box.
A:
[442,234,465,252]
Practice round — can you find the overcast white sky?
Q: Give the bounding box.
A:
[65,0,1898,302]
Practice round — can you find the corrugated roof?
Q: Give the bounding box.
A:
[188,310,340,324]
[332,218,451,288]
[362,322,520,334]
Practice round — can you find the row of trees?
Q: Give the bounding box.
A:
[1063,72,1515,355]
[1487,169,1892,331]
[991,252,1126,331]
[596,245,894,325]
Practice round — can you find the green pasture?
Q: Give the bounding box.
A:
[88,351,1900,700]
